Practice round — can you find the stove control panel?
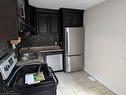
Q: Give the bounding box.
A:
[0,53,17,80]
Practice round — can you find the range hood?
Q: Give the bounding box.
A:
[19,23,35,33]
[18,16,35,34]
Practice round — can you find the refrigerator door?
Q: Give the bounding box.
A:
[66,54,84,72]
[65,27,84,55]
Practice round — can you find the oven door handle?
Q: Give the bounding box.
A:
[49,67,59,85]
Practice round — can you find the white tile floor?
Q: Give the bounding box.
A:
[55,71,117,95]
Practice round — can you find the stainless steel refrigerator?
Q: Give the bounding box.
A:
[65,27,84,72]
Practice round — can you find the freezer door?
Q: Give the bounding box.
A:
[65,27,84,55]
[66,55,84,72]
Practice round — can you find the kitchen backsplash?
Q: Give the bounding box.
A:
[0,41,10,53]
[20,33,59,48]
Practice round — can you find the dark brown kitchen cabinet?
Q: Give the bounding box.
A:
[0,0,18,40]
[25,5,36,35]
[37,13,49,34]
[50,14,60,34]
[25,5,36,27]
[36,9,60,34]
[0,0,29,40]
[63,13,74,27]
[74,13,83,26]
[60,8,84,27]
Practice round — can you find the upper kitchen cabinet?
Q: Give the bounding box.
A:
[60,8,84,27]
[17,0,27,19]
[0,0,29,40]
[36,9,60,34]
[36,13,49,34]
[0,0,18,40]
[25,5,36,35]
[50,14,60,34]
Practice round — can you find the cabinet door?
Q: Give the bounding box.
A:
[61,9,84,27]
[74,13,83,26]
[25,5,36,35]
[37,14,49,34]
[25,6,35,26]
[63,13,75,26]
[0,0,18,40]
[50,14,60,34]
[64,13,83,27]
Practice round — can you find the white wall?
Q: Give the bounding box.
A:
[84,0,126,95]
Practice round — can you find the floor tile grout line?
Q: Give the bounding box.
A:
[56,71,116,95]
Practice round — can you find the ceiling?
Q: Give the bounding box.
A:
[29,0,107,10]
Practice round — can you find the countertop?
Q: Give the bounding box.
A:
[20,46,64,53]
[17,46,63,66]
[16,52,44,66]
[16,59,44,66]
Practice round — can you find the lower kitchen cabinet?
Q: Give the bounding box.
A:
[46,52,63,72]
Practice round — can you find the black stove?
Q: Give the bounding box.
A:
[0,58,58,95]
[0,53,8,61]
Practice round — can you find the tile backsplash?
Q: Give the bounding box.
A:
[0,41,10,53]
[20,33,59,48]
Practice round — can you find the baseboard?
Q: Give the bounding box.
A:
[84,68,119,95]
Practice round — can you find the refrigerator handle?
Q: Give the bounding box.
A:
[65,28,68,54]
